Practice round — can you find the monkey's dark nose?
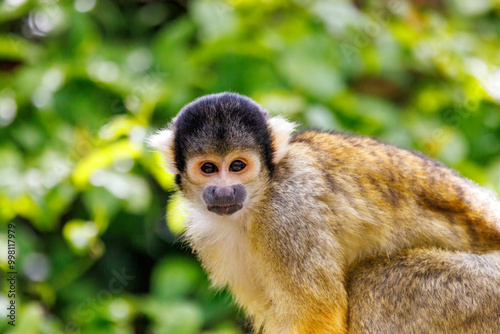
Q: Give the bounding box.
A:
[202,185,247,215]
[203,185,237,205]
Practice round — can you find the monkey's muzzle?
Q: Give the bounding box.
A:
[202,185,247,216]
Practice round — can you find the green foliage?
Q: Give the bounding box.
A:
[0,0,499,333]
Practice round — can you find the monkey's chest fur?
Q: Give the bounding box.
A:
[185,208,270,316]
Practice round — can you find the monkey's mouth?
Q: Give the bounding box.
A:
[207,203,243,215]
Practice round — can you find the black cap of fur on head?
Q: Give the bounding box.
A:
[149,92,296,179]
[174,93,274,173]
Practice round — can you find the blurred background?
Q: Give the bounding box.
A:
[1,0,500,333]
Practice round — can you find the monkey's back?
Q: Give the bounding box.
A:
[285,131,500,256]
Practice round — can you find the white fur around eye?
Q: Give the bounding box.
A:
[268,116,296,165]
[148,129,178,174]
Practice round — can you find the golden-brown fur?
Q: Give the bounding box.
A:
[291,131,500,256]
[348,249,500,334]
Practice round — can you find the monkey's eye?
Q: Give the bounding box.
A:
[229,160,246,172]
[201,162,218,174]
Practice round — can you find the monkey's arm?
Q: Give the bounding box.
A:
[347,249,500,334]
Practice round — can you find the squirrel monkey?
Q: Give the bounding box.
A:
[150,92,500,334]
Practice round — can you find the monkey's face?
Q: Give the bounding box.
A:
[149,93,296,218]
[185,150,262,216]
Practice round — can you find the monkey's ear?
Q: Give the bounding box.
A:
[147,128,178,174]
[267,116,297,165]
